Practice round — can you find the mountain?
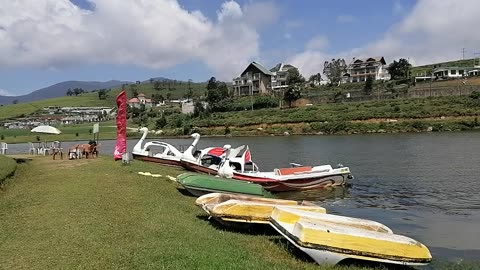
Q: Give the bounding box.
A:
[0,80,131,105]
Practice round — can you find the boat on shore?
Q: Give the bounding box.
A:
[269,206,431,266]
[176,173,273,197]
[132,127,200,167]
[218,145,353,192]
[195,192,325,225]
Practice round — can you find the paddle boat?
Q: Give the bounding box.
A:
[269,206,431,266]
[218,145,353,192]
[180,143,249,175]
[195,192,326,225]
[132,127,200,167]
[176,173,273,197]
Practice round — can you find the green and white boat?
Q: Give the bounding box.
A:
[176,173,273,197]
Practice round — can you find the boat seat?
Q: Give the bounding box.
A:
[274,166,312,176]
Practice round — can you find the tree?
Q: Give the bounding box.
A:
[206,77,217,91]
[153,80,161,90]
[73,88,85,96]
[155,114,167,129]
[12,99,18,104]
[66,89,73,96]
[129,84,138,97]
[282,68,305,107]
[283,88,301,108]
[166,92,172,101]
[193,101,205,117]
[286,67,305,86]
[98,89,107,100]
[387,58,412,80]
[364,76,374,95]
[323,59,347,85]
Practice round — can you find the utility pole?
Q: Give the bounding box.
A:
[462,48,467,60]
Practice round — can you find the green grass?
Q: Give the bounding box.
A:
[0,155,16,186]
[0,156,361,270]
[0,156,477,269]
[0,121,119,144]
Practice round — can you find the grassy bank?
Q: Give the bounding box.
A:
[0,156,478,269]
[0,155,16,187]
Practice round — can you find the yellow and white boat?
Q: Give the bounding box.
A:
[270,206,432,266]
[195,193,326,224]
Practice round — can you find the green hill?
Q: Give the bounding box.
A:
[0,81,208,120]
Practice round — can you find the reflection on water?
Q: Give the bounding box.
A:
[6,132,480,262]
[276,184,351,201]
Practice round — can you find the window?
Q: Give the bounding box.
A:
[451,70,457,75]
[459,70,464,75]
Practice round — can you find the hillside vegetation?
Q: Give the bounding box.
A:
[0,81,208,120]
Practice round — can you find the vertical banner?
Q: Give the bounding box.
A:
[113,90,127,160]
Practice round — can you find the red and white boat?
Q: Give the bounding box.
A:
[218,145,353,192]
[180,144,247,175]
[132,127,200,167]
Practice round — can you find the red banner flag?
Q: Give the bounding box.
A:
[113,90,127,160]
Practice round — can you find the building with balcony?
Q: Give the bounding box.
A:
[270,63,297,91]
[345,56,390,83]
[232,62,273,96]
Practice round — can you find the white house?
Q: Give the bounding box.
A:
[270,63,298,91]
[127,93,154,109]
[345,56,391,83]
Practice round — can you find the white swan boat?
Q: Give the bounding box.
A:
[132,127,201,167]
[269,206,432,266]
[180,143,248,175]
[218,145,353,192]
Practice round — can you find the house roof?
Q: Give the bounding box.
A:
[241,61,274,76]
[128,98,140,103]
[350,56,386,65]
[138,93,146,97]
[270,63,297,73]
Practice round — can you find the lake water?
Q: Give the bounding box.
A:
[6,132,480,262]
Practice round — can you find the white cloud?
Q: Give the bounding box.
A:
[357,0,480,65]
[284,33,292,39]
[243,1,280,30]
[0,0,263,80]
[0,88,13,96]
[337,14,355,23]
[290,0,480,78]
[305,35,329,51]
[288,50,332,79]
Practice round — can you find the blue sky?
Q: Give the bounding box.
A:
[1,0,479,96]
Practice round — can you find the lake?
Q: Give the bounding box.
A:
[6,131,480,262]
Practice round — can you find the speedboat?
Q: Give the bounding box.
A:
[195,192,326,225]
[218,145,353,192]
[132,127,200,167]
[269,206,431,266]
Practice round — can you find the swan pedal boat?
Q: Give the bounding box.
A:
[195,193,326,224]
[269,206,432,266]
[132,127,201,167]
[176,173,273,197]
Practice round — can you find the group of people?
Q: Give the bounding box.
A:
[68,140,99,160]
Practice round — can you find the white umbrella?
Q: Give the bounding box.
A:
[31,125,62,135]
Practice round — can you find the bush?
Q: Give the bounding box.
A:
[0,134,4,140]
